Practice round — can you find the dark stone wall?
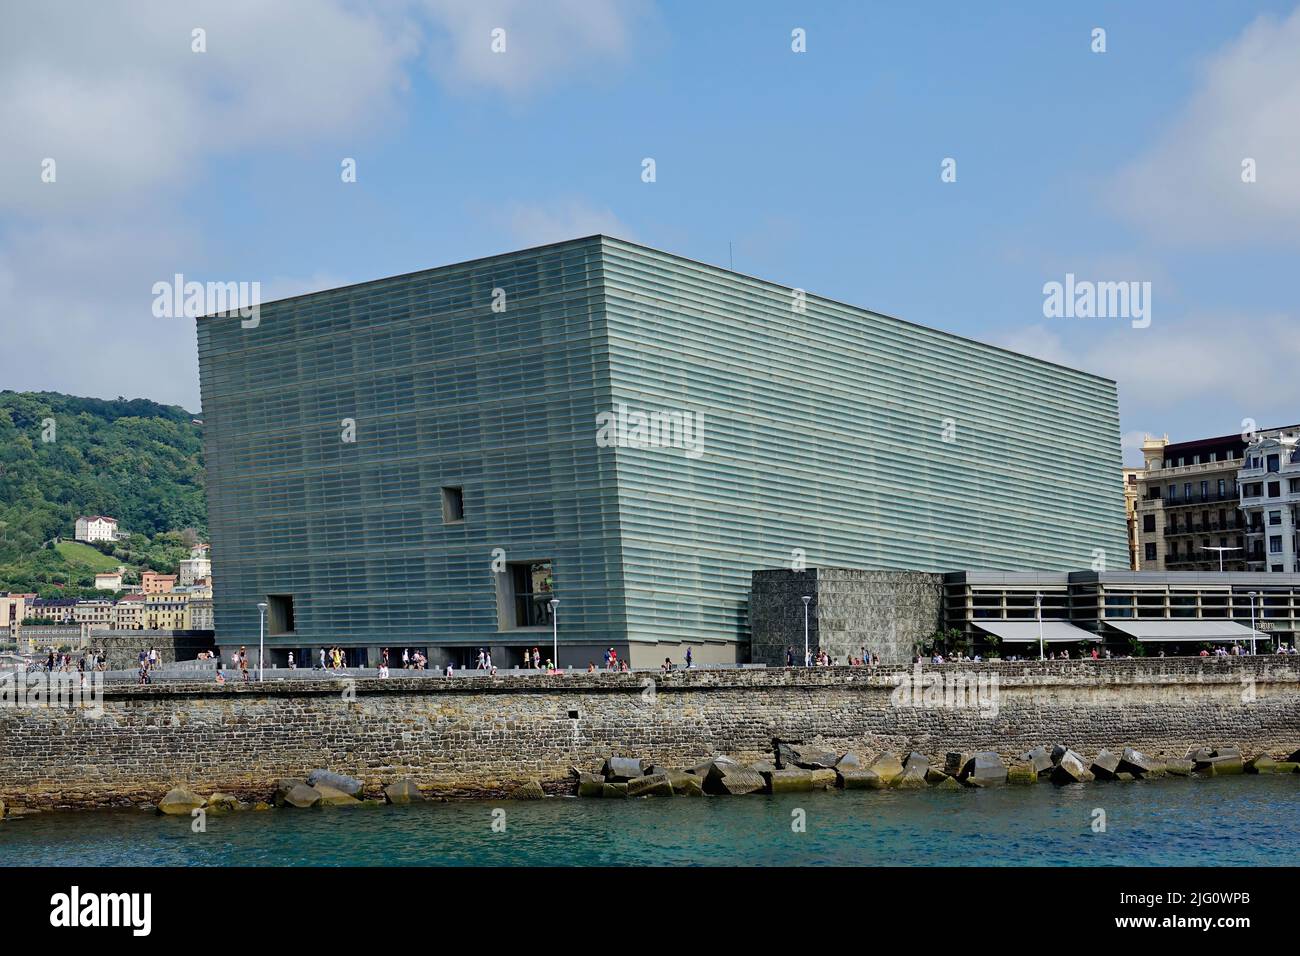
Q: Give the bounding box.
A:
[750,569,943,665]
[88,631,217,669]
[1,657,1296,809]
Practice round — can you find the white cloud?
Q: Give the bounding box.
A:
[0,217,206,410]
[0,1,421,214]
[1111,6,1300,243]
[419,0,649,95]
[1000,311,1300,455]
[0,1,649,409]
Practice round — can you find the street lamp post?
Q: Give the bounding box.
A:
[1035,592,1045,661]
[802,596,812,666]
[1248,591,1258,656]
[549,598,559,672]
[1202,546,1241,572]
[256,601,267,681]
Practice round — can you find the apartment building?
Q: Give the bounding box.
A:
[188,598,214,631]
[143,594,190,631]
[1132,434,1248,571]
[72,599,114,628]
[1239,428,1300,572]
[179,544,211,586]
[28,597,76,623]
[0,593,35,630]
[140,572,177,595]
[111,593,147,629]
[1123,467,1142,569]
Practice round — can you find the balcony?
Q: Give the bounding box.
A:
[1162,491,1236,506]
[1163,520,1243,536]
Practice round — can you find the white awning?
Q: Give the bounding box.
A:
[973,620,1096,643]
[1104,620,1268,642]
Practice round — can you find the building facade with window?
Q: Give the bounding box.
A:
[1238,428,1300,572]
[198,236,1126,667]
[1132,433,1249,572]
[74,515,119,543]
[944,570,1299,654]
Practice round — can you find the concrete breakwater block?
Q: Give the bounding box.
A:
[1118,747,1162,777]
[962,752,1007,787]
[1188,746,1244,776]
[705,762,765,795]
[944,752,973,778]
[808,769,838,790]
[1007,761,1038,785]
[867,753,905,787]
[282,784,323,808]
[765,769,815,793]
[1090,749,1122,780]
[627,773,673,798]
[895,754,930,789]
[780,744,839,770]
[836,769,876,789]
[667,770,704,796]
[384,778,423,804]
[835,752,864,771]
[1050,750,1095,785]
[603,757,647,782]
[314,784,362,807]
[1019,746,1054,776]
[306,770,363,797]
[273,778,307,807]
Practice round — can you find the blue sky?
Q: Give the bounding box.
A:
[3,1,1299,463]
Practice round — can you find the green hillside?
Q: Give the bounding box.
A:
[54,540,125,572]
[0,391,207,596]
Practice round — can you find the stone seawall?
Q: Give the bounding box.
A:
[1,658,1298,809]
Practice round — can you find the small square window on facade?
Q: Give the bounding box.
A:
[441,486,465,523]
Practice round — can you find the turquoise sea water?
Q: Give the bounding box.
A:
[2,775,1295,866]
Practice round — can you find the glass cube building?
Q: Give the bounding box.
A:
[196,236,1126,667]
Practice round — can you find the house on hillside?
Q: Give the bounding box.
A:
[74,515,119,543]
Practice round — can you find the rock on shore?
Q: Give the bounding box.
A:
[157,786,205,815]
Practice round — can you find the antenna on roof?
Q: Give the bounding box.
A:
[729,241,734,270]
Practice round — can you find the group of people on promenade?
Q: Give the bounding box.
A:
[787,647,881,667]
[1202,642,1296,656]
[40,648,110,674]
[214,645,253,684]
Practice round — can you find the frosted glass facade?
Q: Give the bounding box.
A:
[197,236,1125,664]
